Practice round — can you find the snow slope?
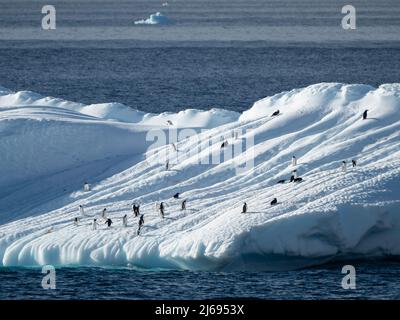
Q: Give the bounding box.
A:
[0,90,238,127]
[0,83,399,270]
[0,89,238,223]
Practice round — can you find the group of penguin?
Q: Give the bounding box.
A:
[239,108,370,214]
[240,153,359,214]
[75,109,369,232]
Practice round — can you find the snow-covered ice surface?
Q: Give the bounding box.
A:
[0,83,399,270]
[0,90,238,127]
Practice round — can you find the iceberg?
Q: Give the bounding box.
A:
[0,83,399,270]
[134,12,173,25]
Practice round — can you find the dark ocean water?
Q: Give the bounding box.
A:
[1,45,400,113]
[0,0,399,113]
[1,0,400,300]
[1,261,400,300]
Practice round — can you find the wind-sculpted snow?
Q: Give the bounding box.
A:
[0,90,238,126]
[0,83,399,270]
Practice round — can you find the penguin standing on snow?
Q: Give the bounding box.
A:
[122,214,128,227]
[105,218,113,228]
[92,219,98,230]
[363,109,368,120]
[79,205,84,216]
[159,202,165,218]
[74,217,80,226]
[137,214,144,235]
[132,203,140,217]
[270,198,278,206]
[102,208,107,219]
[181,199,187,211]
[341,161,347,172]
[352,159,357,167]
[292,156,297,166]
[83,182,90,192]
[242,202,248,214]
[173,192,180,199]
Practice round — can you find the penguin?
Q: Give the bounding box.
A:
[73,217,79,226]
[83,182,90,192]
[271,110,280,117]
[159,202,165,218]
[341,161,347,172]
[122,214,128,227]
[242,202,247,214]
[137,214,145,235]
[363,109,368,120]
[270,198,278,206]
[92,219,98,230]
[105,218,113,228]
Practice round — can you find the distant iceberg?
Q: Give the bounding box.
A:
[134,12,173,25]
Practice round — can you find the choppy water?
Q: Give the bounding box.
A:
[1,46,400,113]
[0,0,399,112]
[1,261,400,299]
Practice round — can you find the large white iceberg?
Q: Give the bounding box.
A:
[0,83,399,270]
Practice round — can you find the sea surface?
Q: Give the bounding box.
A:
[0,0,399,113]
[0,0,399,300]
[1,261,400,299]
